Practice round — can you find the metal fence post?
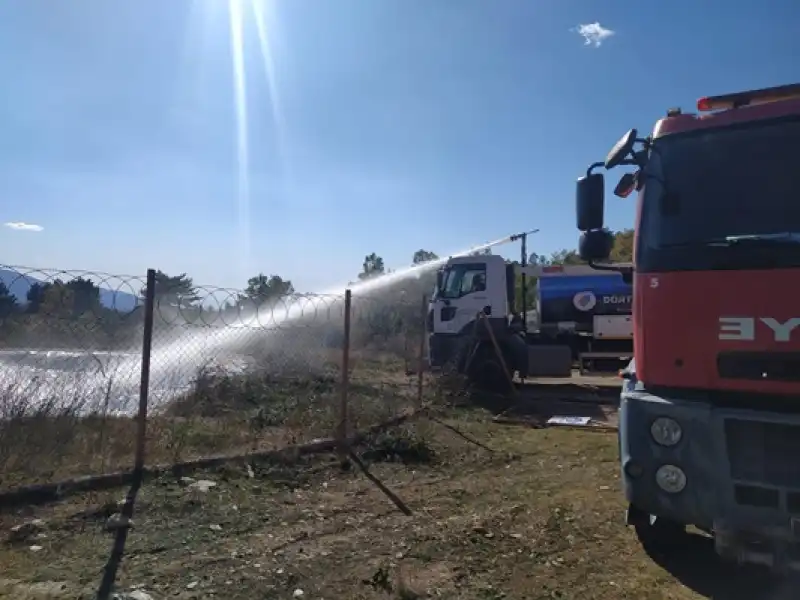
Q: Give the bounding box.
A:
[95,267,156,600]
[338,289,352,454]
[134,268,156,474]
[416,294,427,408]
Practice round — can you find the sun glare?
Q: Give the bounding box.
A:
[227,0,251,281]
[251,0,292,189]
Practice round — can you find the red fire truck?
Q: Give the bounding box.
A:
[575,83,800,570]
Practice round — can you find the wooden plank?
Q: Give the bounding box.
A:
[579,352,633,359]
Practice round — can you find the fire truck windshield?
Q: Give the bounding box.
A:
[637,117,800,271]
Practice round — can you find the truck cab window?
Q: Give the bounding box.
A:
[439,264,487,299]
[636,117,800,272]
[642,118,800,249]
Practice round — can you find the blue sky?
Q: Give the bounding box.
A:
[1,0,798,292]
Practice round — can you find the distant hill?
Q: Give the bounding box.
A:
[0,268,139,312]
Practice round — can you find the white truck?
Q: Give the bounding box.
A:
[426,253,633,389]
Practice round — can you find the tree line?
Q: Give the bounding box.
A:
[337,229,633,344]
[0,245,473,319]
[0,230,633,346]
[0,230,633,317]
[0,277,107,320]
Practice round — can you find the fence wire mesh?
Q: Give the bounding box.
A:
[0,265,442,599]
[347,290,427,429]
[145,281,349,464]
[0,266,146,490]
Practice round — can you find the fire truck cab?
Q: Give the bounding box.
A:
[576,83,800,571]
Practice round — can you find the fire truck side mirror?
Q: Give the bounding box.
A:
[578,229,613,263]
[605,129,638,169]
[576,173,605,231]
[614,172,638,198]
[435,270,444,291]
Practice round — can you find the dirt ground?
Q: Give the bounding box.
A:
[523,372,623,389]
[0,407,794,600]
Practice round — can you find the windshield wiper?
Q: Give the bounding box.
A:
[661,232,800,249]
[722,232,800,245]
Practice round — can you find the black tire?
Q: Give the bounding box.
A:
[467,348,506,392]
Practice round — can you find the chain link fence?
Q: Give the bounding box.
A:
[0,267,146,489]
[144,284,349,467]
[347,289,427,430]
[0,264,436,598]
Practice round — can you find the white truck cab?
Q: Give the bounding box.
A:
[427,254,574,386]
[429,255,512,336]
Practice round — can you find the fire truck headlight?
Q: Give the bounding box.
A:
[650,417,682,447]
[655,464,687,494]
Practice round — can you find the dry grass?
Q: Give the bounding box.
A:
[0,408,789,600]
[0,347,420,490]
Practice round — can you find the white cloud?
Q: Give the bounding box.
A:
[573,22,615,47]
[4,221,44,232]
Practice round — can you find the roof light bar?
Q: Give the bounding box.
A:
[697,83,800,112]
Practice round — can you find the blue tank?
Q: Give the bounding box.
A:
[538,272,632,326]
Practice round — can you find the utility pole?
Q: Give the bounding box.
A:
[509,229,540,334]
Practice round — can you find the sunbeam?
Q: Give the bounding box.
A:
[228,0,251,281]
[251,0,292,189]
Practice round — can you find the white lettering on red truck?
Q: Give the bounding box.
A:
[718,317,800,342]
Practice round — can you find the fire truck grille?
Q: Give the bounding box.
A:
[717,351,800,382]
[725,419,800,488]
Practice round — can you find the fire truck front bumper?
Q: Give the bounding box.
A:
[620,387,800,571]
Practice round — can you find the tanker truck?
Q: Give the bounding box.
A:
[425,251,633,389]
[532,263,633,372]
